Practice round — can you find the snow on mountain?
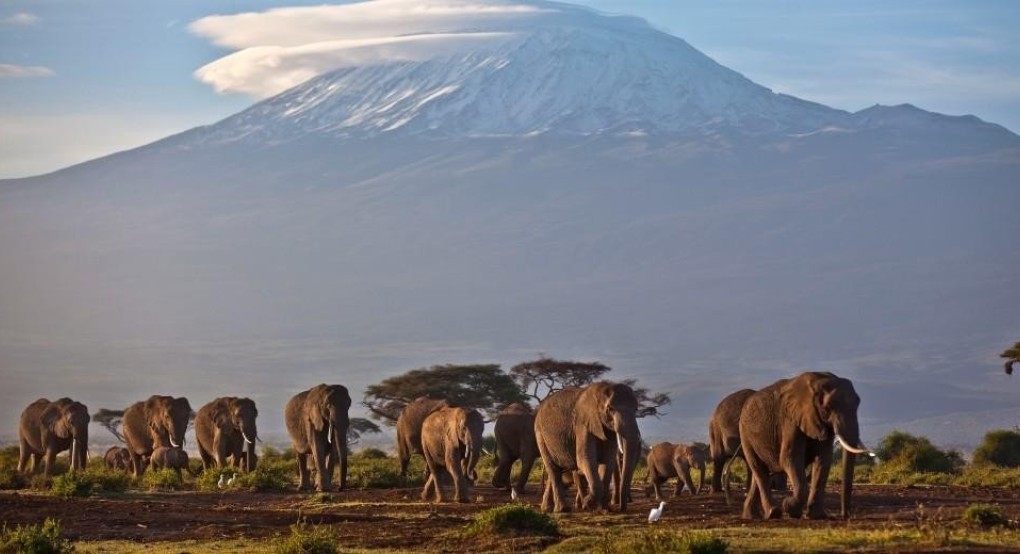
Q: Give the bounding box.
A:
[182,6,844,146]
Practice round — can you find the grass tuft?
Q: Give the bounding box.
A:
[0,518,75,554]
[466,504,559,538]
[600,529,728,554]
[962,504,1009,528]
[272,522,338,554]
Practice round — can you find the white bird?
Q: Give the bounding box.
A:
[648,501,666,523]
[217,474,226,489]
[510,486,518,501]
[226,473,236,486]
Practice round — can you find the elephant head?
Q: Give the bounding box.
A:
[578,381,642,510]
[228,397,259,471]
[145,395,192,449]
[782,371,870,517]
[305,384,352,488]
[459,409,485,483]
[44,399,90,471]
[675,444,707,494]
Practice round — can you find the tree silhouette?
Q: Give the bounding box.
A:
[1001,341,1020,375]
[363,364,528,425]
[92,408,125,442]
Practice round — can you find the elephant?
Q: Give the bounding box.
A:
[104,446,131,471]
[395,396,450,482]
[195,397,259,473]
[150,446,192,479]
[708,388,755,493]
[285,384,351,492]
[491,402,538,494]
[121,395,193,477]
[644,442,706,501]
[17,398,90,475]
[420,406,484,503]
[738,371,871,520]
[534,381,642,513]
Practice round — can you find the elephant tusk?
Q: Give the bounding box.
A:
[71,440,77,470]
[616,434,624,456]
[242,432,254,445]
[327,423,333,445]
[835,434,876,456]
[169,437,181,448]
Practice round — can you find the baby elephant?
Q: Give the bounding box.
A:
[104,446,132,471]
[150,446,191,479]
[645,442,707,501]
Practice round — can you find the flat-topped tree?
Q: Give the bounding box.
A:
[1002,341,1020,375]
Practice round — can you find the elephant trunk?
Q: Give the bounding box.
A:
[464,435,481,483]
[615,418,641,511]
[841,447,856,519]
[697,463,706,494]
[332,421,347,489]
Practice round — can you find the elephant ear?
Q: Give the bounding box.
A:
[782,373,829,441]
[579,383,611,441]
[41,403,63,433]
[306,385,328,432]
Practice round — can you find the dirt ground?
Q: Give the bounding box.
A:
[2,484,1020,551]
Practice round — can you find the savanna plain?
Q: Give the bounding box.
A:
[3,445,1020,553]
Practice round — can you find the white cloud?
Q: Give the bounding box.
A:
[190,0,555,98]
[0,64,54,78]
[2,12,39,26]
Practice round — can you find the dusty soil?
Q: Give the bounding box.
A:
[2,484,1020,551]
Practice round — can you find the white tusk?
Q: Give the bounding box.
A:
[835,434,875,456]
[71,440,77,469]
[616,434,624,456]
[242,432,254,445]
[169,437,180,448]
[327,423,333,445]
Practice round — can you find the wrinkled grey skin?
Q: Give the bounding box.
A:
[150,446,191,479]
[195,397,259,473]
[709,388,755,493]
[645,442,706,501]
[285,384,351,492]
[739,372,864,520]
[121,395,193,478]
[420,406,484,503]
[535,381,642,513]
[104,446,131,471]
[396,397,450,482]
[491,402,538,493]
[18,398,90,475]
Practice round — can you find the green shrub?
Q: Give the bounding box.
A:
[973,429,1020,468]
[352,447,389,460]
[347,458,402,489]
[0,465,28,490]
[873,431,964,474]
[962,504,1009,527]
[234,460,294,492]
[50,472,92,498]
[273,522,338,554]
[603,530,728,554]
[82,466,131,494]
[466,505,559,538]
[0,518,75,554]
[142,468,185,492]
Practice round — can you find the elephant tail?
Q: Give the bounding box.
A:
[722,446,743,507]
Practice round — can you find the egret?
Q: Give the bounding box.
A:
[510,486,519,501]
[648,501,666,523]
[226,473,236,486]
[217,474,226,489]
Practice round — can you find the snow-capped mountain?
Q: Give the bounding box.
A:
[1,1,1019,448]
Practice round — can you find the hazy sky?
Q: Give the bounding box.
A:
[1,0,1018,179]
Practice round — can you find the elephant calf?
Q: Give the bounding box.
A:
[420,406,484,503]
[104,446,132,471]
[644,442,706,501]
[150,446,191,479]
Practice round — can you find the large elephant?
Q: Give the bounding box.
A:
[18,398,90,475]
[491,402,538,493]
[534,381,642,513]
[738,371,871,520]
[285,384,351,492]
[121,395,193,477]
[419,406,484,503]
[104,446,131,471]
[395,396,450,481]
[645,442,706,501]
[150,446,192,479]
[708,388,755,493]
[195,397,259,473]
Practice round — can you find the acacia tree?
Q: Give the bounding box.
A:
[363,364,528,425]
[92,408,126,442]
[348,417,382,446]
[509,356,671,418]
[1002,341,1020,375]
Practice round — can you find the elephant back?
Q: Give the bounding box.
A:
[646,441,677,476]
[709,388,756,459]
[534,387,584,471]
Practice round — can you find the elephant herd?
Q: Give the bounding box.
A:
[16,371,871,520]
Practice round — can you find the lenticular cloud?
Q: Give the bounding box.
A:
[190,0,554,98]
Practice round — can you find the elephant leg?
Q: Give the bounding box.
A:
[711,455,724,493]
[677,465,697,497]
[197,443,215,472]
[214,432,228,468]
[743,453,779,520]
[447,452,468,503]
[516,454,536,494]
[806,449,833,519]
[781,464,808,519]
[536,438,569,513]
[43,449,58,476]
[311,437,330,492]
[296,452,310,491]
[17,439,31,473]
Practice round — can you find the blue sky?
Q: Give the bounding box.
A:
[1,0,1018,178]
